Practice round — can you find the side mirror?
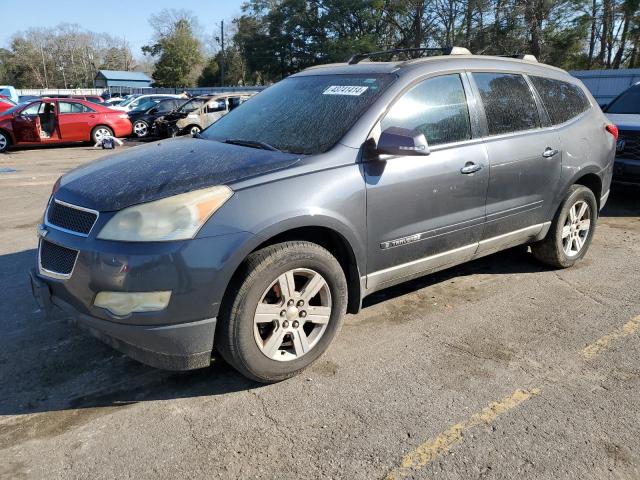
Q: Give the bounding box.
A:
[375,127,430,157]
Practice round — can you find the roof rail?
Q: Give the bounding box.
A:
[347,46,471,65]
[498,54,538,63]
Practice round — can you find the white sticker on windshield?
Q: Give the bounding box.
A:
[323,85,369,96]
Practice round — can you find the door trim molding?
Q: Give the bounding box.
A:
[366,222,550,293]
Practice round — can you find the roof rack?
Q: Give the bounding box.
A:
[498,54,538,63]
[347,46,471,65]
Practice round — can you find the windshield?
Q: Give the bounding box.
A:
[178,98,207,113]
[201,74,395,154]
[120,95,143,107]
[132,100,157,112]
[605,87,640,114]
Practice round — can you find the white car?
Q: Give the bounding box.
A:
[110,94,182,112]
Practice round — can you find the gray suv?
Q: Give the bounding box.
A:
[30,49,616,382]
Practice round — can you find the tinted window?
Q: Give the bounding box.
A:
[473,72,539,135]
[156,100,177,112]
[202,74,395,154]
[605,86,640,114]
[381,74,471,147]
[59,102,93,113]
[21,102,43,115]
[530,76,590,123]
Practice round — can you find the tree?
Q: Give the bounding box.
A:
[142,17,204,87]
[198,57,220,86]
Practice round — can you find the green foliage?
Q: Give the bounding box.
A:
[143,19,204,87]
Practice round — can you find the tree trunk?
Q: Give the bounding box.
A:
[587,0,598,67]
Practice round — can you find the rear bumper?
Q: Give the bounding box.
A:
[613,157,640,185]
[30,269,216,370]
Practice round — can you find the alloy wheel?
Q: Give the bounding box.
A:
[190,126,201,136]
[0,133,7,151]
[562,200,591,257]
[254,268,332,362]
[94,127,112,142]
[133,121,148,137]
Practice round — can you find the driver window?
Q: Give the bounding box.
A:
[381,74,471,147]
[21,102,42,116]
[206,100,226,113]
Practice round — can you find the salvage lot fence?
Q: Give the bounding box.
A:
[16,86,268,97]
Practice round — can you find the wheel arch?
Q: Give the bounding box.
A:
[220,222,364,318]
[573,172,602,210]
[0,127,13,147]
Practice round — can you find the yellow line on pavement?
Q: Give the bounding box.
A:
[582,315,640,360]
[385,388,540,480]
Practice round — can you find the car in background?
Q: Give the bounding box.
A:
[128,98,187,138]
[604,82,640,185]
[111,94,182,112]
[0,86,19,104]
[0,98,16,114]
[154,93,256,137]
[18,95,41,104]
[0,98,132,152]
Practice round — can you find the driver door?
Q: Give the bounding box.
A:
[12,102,42,143]
[202,98,227,127]
[364,73,489,291]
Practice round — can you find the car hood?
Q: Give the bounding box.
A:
[605,113,640,131]
[56,137,302,211]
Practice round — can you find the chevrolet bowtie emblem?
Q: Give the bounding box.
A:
[37,224,48,238]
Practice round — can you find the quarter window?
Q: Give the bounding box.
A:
[59,102,93,114]
[381,74,471,147]
[530,76,591,124]
[473,72,540,135]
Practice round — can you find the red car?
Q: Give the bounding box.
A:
[0,98,132,152]
[0,98,16,114]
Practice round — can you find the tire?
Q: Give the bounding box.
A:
[132,120,149,138]
[91,125,114,144]
[0,130,10,153]
[216,241,348,383]
[531,185,597,268]
[188,125,201,136]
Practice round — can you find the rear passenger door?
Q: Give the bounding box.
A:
[58,101,94,141]
[364,73,489,290]
[470,72,562,253]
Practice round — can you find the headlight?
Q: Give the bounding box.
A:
[98,185,233,241]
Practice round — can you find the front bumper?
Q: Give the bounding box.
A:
[613,157,640,185]
[31,216,256,370]
[30,269,215,370]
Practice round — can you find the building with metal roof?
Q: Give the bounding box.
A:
[94,70,153,89]
[571,68,640,107]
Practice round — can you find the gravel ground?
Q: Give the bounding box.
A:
[0,143,639,480]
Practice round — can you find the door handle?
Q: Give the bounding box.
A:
[542,147,559,158]
[460,162,483,174]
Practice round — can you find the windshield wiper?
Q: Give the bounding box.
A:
[224,138,281,152]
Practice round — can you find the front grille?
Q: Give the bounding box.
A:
[40,240,79,276]
[617,130,640,160]
[47,201,97,236]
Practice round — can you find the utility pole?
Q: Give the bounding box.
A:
[220,20,225,87]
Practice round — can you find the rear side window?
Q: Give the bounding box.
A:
[473,72,540,135]
[381,74,471,147]
[530,76,590,124]
[59,102,94,113]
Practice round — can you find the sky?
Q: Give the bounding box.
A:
[2,0,246,55]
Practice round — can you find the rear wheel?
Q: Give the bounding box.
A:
[0,131,10,153]
[133,120,149,138]
[216,241,348,383]
[531,185,597,268]
[91,125,114,144]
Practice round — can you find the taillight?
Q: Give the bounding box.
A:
[605,124,618,141]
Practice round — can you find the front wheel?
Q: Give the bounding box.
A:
[531,185,597,268]
[0,130,10,153]
[133,120,149,138]
[91,125,114,144]
[216,241,348,383]
[188,125,201,136]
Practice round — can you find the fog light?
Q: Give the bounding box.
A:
[94,291,171,316]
